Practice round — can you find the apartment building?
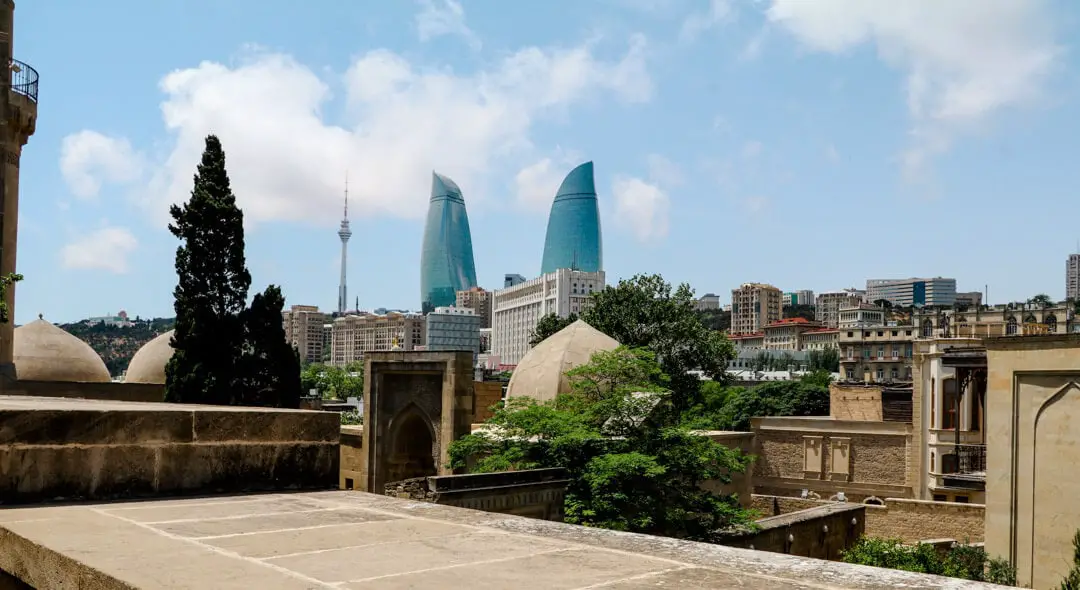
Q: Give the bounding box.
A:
[838,326,916,383]
[954,291,983,309]
[730,319,838,353]
[783,290,814,307]
[694,293,721,311]
[426,306,481,357]
[730,283,782,335]
[1068,254,1080,302]
[330,312,426,366]
[281,305,329,364]
[491,269,605,366]
[763,318,823,350]
[815,289,866,328]
[504,274,527,288]
[837,302,886,329]
[455,287,492,329]
[866,277,956,307]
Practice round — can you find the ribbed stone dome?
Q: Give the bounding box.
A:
[13,318,112,383]
[124,330,175,384]
[506,319,620,403]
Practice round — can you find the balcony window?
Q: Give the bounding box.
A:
[921,319,933,338]
[1046,314,1058,333]
[941,378,958,430]
[891,368,898,380]
[1006,317,1018,335]
[876,369,884,381]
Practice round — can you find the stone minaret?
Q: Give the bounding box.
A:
[0,0,38,379]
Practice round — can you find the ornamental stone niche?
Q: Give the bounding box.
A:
[361,350,474,493]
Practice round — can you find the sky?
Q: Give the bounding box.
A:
[13,0,1080,324]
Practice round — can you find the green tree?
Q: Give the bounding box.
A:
[695,308,730,332]
[301,362,364,400]
[580,274,735,415]
[529,312,578,346]
[1030,293,1055,308]
[808,347,840,372]
[449,346,755,540]
[782,304,815,321]
[0,272,22,323]
[166,135,252,405]
[1060,529,1080,589]
[238,285,301,408]
[842,537,1016,585]
[688,376,830,432]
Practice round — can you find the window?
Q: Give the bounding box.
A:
[892,330,898,336]
[941,378,958,429]
[1006,316,1018,335]
[877,331,884,337]
[922,319,933,338]
[892,346,899,358]
[876,369,884,381]
[1046,314,1058,333]
[877,346,885,358]
[891,368,898,380]
[906,330,913,336]
[933,494,948,502]
[847,331,854,337]
[953,495,969,504]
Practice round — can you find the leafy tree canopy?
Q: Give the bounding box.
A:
[449,346,755,540]
[682,372,831,431]
[579,274,735,414]
[843,537,1016,586]
[529,312,578,347]
[782,304,815,321]
[301,362,364,400]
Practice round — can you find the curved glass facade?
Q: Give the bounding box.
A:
[540,161,603,275]
[420,172,478,314]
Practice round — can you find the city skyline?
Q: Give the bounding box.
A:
[419,172,478,314]
[14,0,1080,323]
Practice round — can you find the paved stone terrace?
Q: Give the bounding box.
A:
[0,491,1001,589]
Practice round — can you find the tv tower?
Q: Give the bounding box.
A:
[337,175,352,314]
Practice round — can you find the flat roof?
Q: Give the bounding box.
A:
[0,491,997,589]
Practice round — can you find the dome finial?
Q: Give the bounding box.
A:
[37,313,42,320]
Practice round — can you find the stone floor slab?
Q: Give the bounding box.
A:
[203,518,470,559]
[0,491,1005,589]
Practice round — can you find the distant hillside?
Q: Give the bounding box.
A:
[60,317,176,378]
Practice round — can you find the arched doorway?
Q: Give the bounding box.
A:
[386,407,437,484]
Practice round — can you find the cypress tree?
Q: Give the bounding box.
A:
[165,135,251,405]
[239,285,301,408]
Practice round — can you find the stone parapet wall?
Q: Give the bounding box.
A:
[830,383,883,421]
[0,379,164,403]
[697,430,755,507]
[864,498,985,544]
[384,468,570,522]
[472,381,503,422]
[339,424,364,490]
[718,503,866,561]
[0,395,339,504]
[752,494,985,545]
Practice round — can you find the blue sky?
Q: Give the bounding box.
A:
[13,0,1080,324]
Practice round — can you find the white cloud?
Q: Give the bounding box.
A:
[415,0,482,51]
[71,39,651,227]
[613,176,670,242]
[766,0,1060,178]
[60,227,138,274]
[680,0,733,42]
[514,158,560,211]
[59,131,144,199]
[825,143,841,163]
[741,140,764,158]
[645,154,683,187]
[742,195,770,214]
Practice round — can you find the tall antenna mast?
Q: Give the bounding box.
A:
[337,171,353,315]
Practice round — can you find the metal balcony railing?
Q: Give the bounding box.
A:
[944,444,986,476]
[9,59,38,103]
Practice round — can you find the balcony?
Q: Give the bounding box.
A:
[939,444,986,490]
[9,59,38,103]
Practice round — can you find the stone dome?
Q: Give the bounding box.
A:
[124,330,175,384]
[13,318,112,383]
[506,319,620,403]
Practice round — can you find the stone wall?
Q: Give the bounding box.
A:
[752,417,913,501]
[830,383,882,421]
[751,494,985,544]
[0,396,339,504]
[472,381,503,423]
[0,379,164,402]
[385,468,570,522]
[339,425,364,490]
[863,498,985,544]
[718,503,866,561]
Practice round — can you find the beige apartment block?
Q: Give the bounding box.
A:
[731,282,782,335]
[802,328,839,351]
[909,339,987,506]
[984,334,1080,590]
[839,326,916,383]
[281,304,328,364]
[330,312,426,367]
[913,302,1072,339]
[837,302,885,329]
[815,289,866,329]
[455,286,492,329]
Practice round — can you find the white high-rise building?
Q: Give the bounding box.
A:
[816,289,866,328]
[491,269,606,366]
[866,277,956,308]
[1067,254,1080,302]
[337,179,352,314]
[783,290,815,307]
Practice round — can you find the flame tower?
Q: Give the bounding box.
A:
[540,161,602,275]
[337,178,352,314]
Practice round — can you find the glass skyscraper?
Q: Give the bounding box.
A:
[540,161,603,275]
[420,172,478,314]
